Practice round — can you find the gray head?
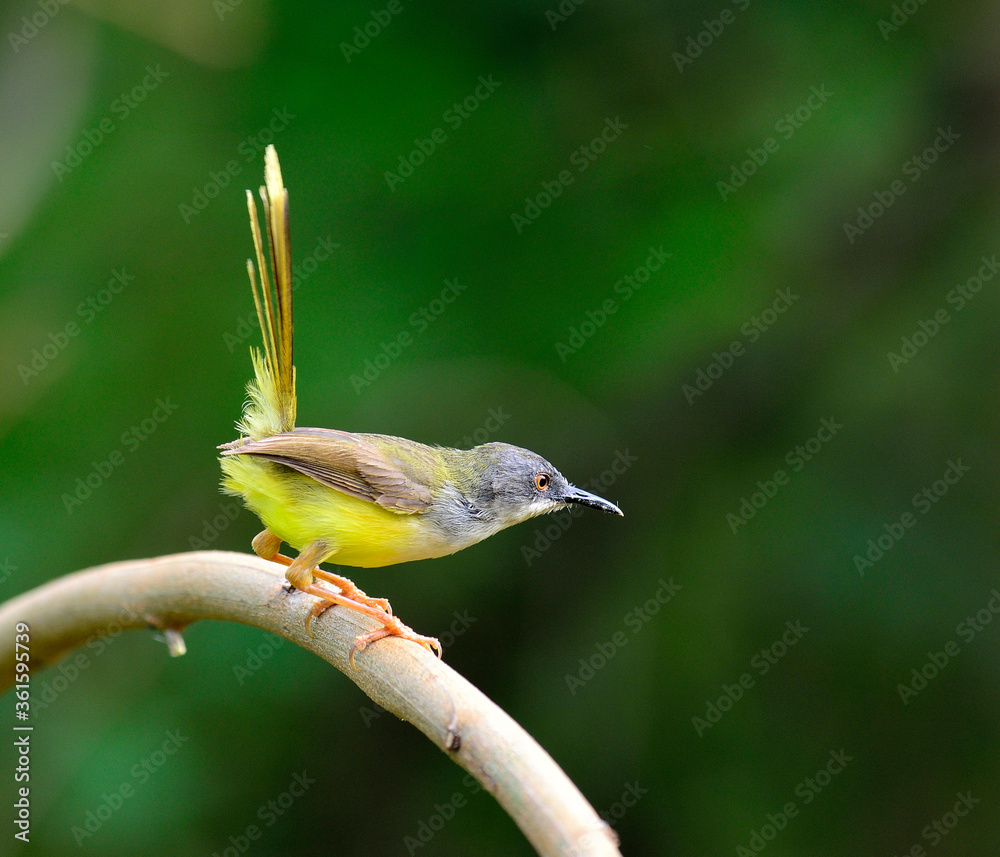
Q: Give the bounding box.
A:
[465,442,623,528]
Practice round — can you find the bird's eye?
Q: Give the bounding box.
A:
[535,473,551,491]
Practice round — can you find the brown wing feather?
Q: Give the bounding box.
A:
[220,428,435,513]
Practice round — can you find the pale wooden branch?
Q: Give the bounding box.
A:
[0,551,621,857]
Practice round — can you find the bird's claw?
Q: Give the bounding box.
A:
[299,582,440,667]
[348,618,442,670]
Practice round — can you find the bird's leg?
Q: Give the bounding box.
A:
[250,530,440,667]
[350,622,442,669]
[252,529,284,564]
[311,568,391,615]
[251,529,391,612]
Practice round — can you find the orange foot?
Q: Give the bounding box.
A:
[313,567,393,616]
[256,543,439,667]
[264,550,393,614]
[304,589,442,669]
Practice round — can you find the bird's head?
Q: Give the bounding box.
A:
[467,443,623,528]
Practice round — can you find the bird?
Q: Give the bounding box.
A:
[219,146,622,665]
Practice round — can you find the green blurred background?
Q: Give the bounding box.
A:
[2,0,999,854]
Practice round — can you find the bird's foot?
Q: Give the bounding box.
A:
[252,531,436,667]
[252,531,392,614]
[301,583,440,669]
[312,568,392,615]
[350,617,442,670]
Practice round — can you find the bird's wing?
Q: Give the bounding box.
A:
[220,427,434,513]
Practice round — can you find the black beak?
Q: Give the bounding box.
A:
[564,486,624,516]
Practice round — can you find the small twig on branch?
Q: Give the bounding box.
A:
[0,551,621,857]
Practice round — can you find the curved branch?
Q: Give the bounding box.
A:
[0,551,621,857]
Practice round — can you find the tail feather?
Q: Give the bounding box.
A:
[239,145,296,440]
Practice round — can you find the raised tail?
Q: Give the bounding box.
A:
[238,145,296,440]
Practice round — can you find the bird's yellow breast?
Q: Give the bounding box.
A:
[220,455,455,567]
